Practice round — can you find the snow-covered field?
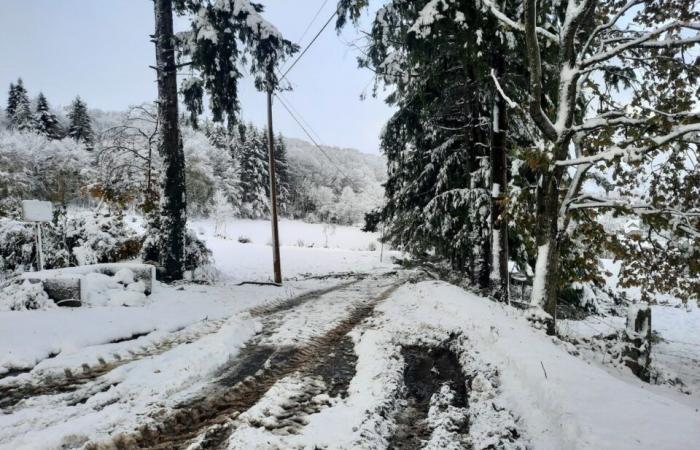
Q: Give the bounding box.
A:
[0,219,698,449]
[192,218,392,282]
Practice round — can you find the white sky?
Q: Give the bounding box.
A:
[0,1,394,154]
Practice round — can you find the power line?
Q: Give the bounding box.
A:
[297,0,331,47]
[274,93,350,181]
[277,91,324,143]
[279,9,338,83]
[278,0,331,76]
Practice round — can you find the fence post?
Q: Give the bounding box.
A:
[623,305,652,381]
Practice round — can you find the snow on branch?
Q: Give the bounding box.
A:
[481,0,558,43]
[556,122,700,167]
[490,69,519,110]
[568,196,700,232]
[581,21,700,68]
[579,0,644,57]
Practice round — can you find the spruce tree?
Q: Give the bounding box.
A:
[7,79,33,131]
[275,134,290,215]
[34,93,63,140]
[5,82,16,128]
[67,96,94,148]
[238,125,269,219]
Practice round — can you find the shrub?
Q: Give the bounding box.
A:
[63,210,141,266]
[0,209,141,280]
[237,235,251,244]
[0,220,36,277]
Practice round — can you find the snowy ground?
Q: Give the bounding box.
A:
[0,220,698,449]
[559,259,700,400]
[192,217,393,283]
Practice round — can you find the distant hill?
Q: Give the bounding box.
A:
[283,137,386,224]
[284,137,386,190]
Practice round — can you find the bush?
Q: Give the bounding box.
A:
[0,220,36,277]
[237,235,251,244]
[185,230,212,272]
[0,279,54,311]
[63,210,141,266]
[0,209,141,280]
[362,208,383,233]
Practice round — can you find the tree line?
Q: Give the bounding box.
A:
[5,78,94,147]
[337,0,700,333]
[1,83,379,229]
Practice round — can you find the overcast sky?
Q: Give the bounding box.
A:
[0,1,393,154]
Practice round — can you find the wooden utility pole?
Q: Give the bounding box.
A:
[266,90,282,284]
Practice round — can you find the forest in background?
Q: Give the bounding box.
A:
[0,79,385,225]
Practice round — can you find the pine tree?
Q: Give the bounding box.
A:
[338,0,526,290]
[275,134,290,215]
[7,79,33,131]
[67,96,94,148]
[238,125,269,219]
[34,93,63,140]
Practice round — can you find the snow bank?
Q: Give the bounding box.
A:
[0,313,260,449]
[376,282,700,449]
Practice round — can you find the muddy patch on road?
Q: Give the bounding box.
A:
[389,345,469,449]
[0,278,369,412]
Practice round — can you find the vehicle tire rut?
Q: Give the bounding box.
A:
[0,278,368,412]
[86,278,407,450]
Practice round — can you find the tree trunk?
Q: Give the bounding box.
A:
[153,0,186,281]
[490,96,509,302]
[530,168,562,335]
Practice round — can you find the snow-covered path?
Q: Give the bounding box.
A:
[3,273,698,449]
[0,271,407,449]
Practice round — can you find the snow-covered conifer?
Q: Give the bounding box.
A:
[238,125,269,219]
[34,93,63,140]
[67,96,94,148]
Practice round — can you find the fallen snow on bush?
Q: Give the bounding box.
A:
[0,280,54,312]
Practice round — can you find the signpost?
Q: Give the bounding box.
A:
[21,200,53,271]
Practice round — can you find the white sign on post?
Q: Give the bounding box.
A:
[21,200,53,272]
[21,200,54,223]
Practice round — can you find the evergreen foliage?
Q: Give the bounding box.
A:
[67,96,94,148]
[238,124,270,219]
[6,79,33,131]
[33,93,63,140]
[275,133,290,214]
[342,0,529,290]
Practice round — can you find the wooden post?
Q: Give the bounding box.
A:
[623,305,652,381]
[267,90,282,284]
[36,222,44,271]
[379,221,385,263]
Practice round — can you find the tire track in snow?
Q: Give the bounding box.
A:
[86,275,409,450]
[0,278,366,412]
